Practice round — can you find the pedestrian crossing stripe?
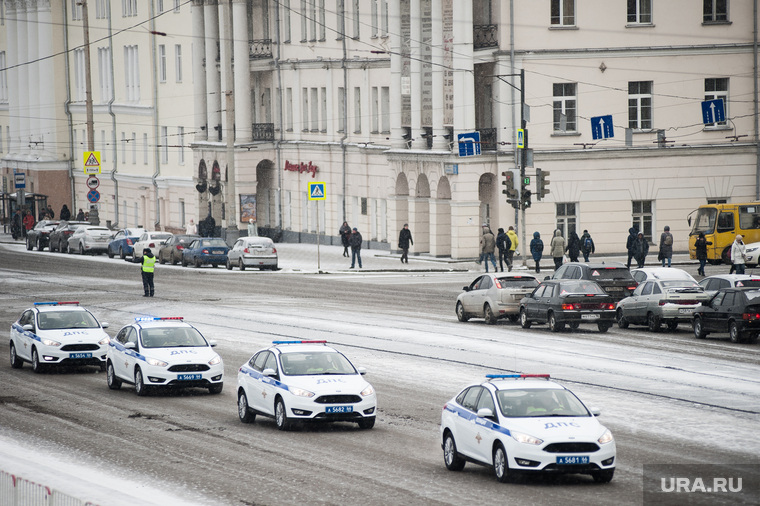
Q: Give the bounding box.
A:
[308,182,326,200]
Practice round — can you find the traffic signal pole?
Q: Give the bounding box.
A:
[519,70,528,266]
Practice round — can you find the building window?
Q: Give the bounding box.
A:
[286,88,293,131]
[371,0,378,37]
[336,0,344,40]
[73,49,86,101]
[131,132,136,164]
[178,127,185,164]
[371,87,379,133]
[0,52,7,103]
[320,87,327,132]
[283,0,291,42]
[552,83,576,132]
[381,87,390,133]
[551,0,575,26]
[71,0,82,20]
[124,45,140,102]
[704,0,728,22]
[354,87,362,133]
[381,0,388,35]
[627,0,652,24]
[174,45,182,82]
[632,200,653,241]
[353,0,360,38]
[174,0,181,12]
[556,203,577,238]
[264,88,272,123]
[98,47,113,103]
[628,81,652,130]
[302,88,309,132]
[319,0,326,40]
[143,133,148,164]
[309,0,317,41]
[310,88,319,131]
[120,132,126,161]
[158,44,167,83]
[338,87,346,133]
[361,197,368,215]
[707,198,728,204]
[705,77,728,127]
[122,0,137,17]
[300,0,308,41]
[161,126,169,164]
[157,0,164,13]
[95,0,107,19]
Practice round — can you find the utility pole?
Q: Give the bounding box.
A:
[81,0,99,224]
[223,0,238,241]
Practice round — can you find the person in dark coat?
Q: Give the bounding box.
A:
[76,208,86,221]
[349,227,363,269]
[11,209,22,240]
[200,213,216,237]
[634,232,649,268]
[398,224,413,264]
[46,205,55,219]
[659,225,674,267]
[339,221,351,257]
[530,231,544,273]
[496,227,511,272]
[59,204,71,221]
[566,230,581,263]
[694,232,712,276]
[626,227,638,269]
[580,230,595,262]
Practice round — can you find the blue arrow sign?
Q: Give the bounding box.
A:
[701,99,725,124]
[590,115,614,140]
[457,132,481,157]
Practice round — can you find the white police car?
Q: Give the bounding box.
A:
[9,301,110,373]
[106,317,223,396]
[440,374,615,483]
[237,340,377,430]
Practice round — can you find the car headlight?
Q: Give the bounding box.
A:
[360,385,375,397]
[510,430,543,445]
[289,387,315,398]
[598,429,614,444]
[146,357,168,367]
[41,338,61,347]
[208,354,222,366]
[747,247,759,253]
[98,336,110,345]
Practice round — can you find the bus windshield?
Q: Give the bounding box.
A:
[690,208,717,235]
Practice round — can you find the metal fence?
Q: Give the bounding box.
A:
[0,470,97,506]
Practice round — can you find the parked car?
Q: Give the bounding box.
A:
[25,220,59,251]
[698,274,760,297]
[67,225,112,255]
[692,287,760,343]
[48,221,90,253]
[456,273,540,324]
[107,227,144,259]
[131,231,173,259]
[548,262,638,303]
[616,278,709,332]
[743,241,760,267]
[158,234,200,265]
[226,236,278,271]
[630,266,696,284]
[181,238,230,268]
[519,279,616,332]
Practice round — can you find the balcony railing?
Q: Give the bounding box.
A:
[249,39,273,59]
[473,25,498,50]
[252,123,275,141]
[477,128,497,151]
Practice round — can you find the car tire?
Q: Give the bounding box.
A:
[182,257,188,267]
[119,247,126,260]
[520,308,531,329]
[598,322,611,333]
[357,416,376,430]
[693,317,708,339]
[107,362,122,390]
[61,242,68,254]
[616,309,629,329]
[239,259,246,271]
[484,304,497,325]
[9,342,23,369]
[455,302,469,323]
[548,312,564,332]
[647,312,661,333]
[238,390,256,423]
[591,469,615,484]
[569,322,580,329]
[442,432,466,471]
[208,383,223,394]
[107,248,114,258]
[211,263,218,268]
[79,244,85,255]
[226,259,233,270]
[729,321,741,343]
[31,348,45,374]
[194,257,202,268]
[171,254,179,265]
[159,254,166,265]
[134,368,149,396]
[275,398,291,431]
[493,443,510,483]
[50,241,57,253]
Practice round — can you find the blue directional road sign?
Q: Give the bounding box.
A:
[87,189,100,203]
[701,99,725,124]
[457,132,481,157]
[308,181,326,201]
[517,129,525,148]
[591,115,614,140]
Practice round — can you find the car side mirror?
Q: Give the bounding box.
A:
[124,342,136,350]
[477,407,494,419]
[263,368,277,377]
[101,322,109,329]
[207,339,217,347]
[356,366,367,375]
[544,276,551,281]
[589,407,601,417]
[22,324,34,331]
[462,286,470,291]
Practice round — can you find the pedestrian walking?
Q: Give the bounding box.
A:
[135,247,156,297]
[580,230,595,262]
[506,226,518,271]
[339,221,352,257]
[659,225,674,267]
[550,229,566,270]
[566,230,581,263]
[480,226,497,273]
[59,204,71,221]
[731,235,747,275]
[76,208,86,221]
[398,223,413,264]
[200,213,216,237]
[496,228,511,272]
[349,227,363,269]
[46,205,55,219]
[11,209,22,240]
[185,219,197,235]
[247,218,258,237]
[634,232,649,268]
[22,210,34,237]
[626,227,637,268]
[530,231,544,273]
[695,232,712,276]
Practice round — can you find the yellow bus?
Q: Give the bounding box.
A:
[688,203,760,264]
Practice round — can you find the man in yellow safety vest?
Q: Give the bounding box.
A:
[139,248,156,297]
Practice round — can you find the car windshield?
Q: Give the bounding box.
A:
[558,281,606,295]
[151,233,172,241]
[744,290,760,301]
[497,277,539,289]
[496,388,590,418]
[140,327,207,348]
[280,351,356,376]
[690,207,717,235]
[37,310,99,330]
[126,228,143,236]
[201,239,228,248]
[661,281,699,289]
[587,268,634,280]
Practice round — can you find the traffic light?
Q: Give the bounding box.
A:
[501,170,519,200]
[536,168,550,200]
[521,189,532,209]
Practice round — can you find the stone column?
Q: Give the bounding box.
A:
[27,4,40,145]
[452,0,475,132]
[450,201,481,259]
[430,0,447,150]
[409,0,425,149]
[37,1,55,150]
[232,0,252,141]
[192,0,207,140]
[429,197,452,256]
[204,0,221,141]
[15,5,29,153]
[6,1,19,153]
[389,0,405,149]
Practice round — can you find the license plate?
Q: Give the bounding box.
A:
[557,456,590,465]
[212,250,223,254]
[581,314,600,320]
[606,287,622,291]
[69,352,92,359]
[678,308,694,314]
[177,374,201,381]
[326,406,353,414]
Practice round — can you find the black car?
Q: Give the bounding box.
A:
[158,234,200,264]
[25,220,60,251]
[49,221,90,253]
[519,279,617,333]
[549,262,638,302]
[692,287,760,343]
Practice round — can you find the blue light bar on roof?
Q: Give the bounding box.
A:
[134,316,184,322]
[34,301,80,306]
[487,374,551,380]
[272,340,327,345]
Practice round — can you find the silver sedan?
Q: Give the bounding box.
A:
[616,279,709,332]
[456,273,539,324]
[226,236,278,271]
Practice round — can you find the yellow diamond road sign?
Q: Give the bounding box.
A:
[83,151,101,175]
[308,182,326,201]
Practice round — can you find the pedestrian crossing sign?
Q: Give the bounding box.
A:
[308,182,326,201]
[83,151,101,175]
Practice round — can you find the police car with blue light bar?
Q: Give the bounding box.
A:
[440,374,615,483]
[9,302,110,373]
[237,340,377,430]
[106,317,224,396]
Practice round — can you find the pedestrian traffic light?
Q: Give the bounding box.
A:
[521,189,532,210]
[502,170,519,200]
[536,168,550,200]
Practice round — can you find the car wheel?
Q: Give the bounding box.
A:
[647,312,661,332]
[275,398,291,431]
[9,342,23,369]
[159,253,166,265]
[182,257,188,267]
[134,368,149,396]
[79,244,85,255]
[239,259,246,271]
[357,416,376,430]
[484,304,497,325]
[591,469,615,483]
[237,390,256,423]
[107,248,114,258]
[520,308,531,329]
[455,302,469,322]
[729,321,741,343]
[119,247,126,260]
[493,443,510,483]
[693,317,708,339]
[548,312,564,332]
[208,383,223,394]
[171,254,178,265]
[26,238,33,250]
[61,242,68,254]
[211,263,218,268]
[194,257,202,268]
[31,348,45,374]
[616,309,629,329]
[569,322,580,329]
[597,322,611,333]
[226,259,233,270]
[442,432,466,471]
[50,241,57,253]
[107,362,122,390]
